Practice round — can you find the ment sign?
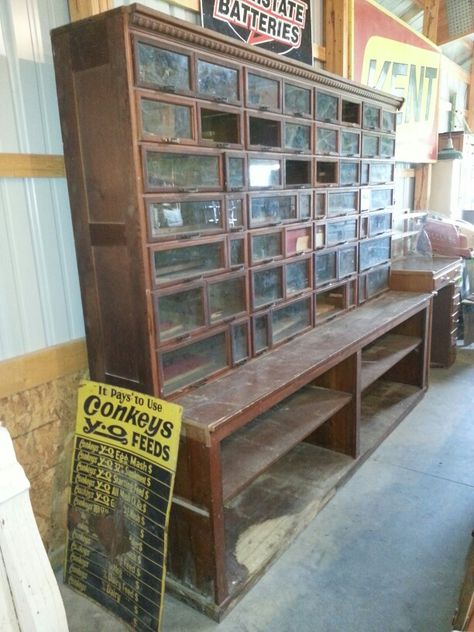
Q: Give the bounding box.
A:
[64,380,182,632]
[201,0,313,65]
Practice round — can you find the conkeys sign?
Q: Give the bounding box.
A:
[202,0,312,64]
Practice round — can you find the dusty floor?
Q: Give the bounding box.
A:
[59,346,474,632]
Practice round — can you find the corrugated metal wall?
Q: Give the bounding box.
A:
[0,0,83,361]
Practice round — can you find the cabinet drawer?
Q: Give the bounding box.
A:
[433,264,463,290]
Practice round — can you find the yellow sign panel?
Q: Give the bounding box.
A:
[361,36,440,162]
[65,380,182,631]
[74,381,182,471]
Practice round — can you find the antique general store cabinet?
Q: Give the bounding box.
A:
[51,4,418,619]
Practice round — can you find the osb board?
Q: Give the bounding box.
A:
[0,368,87,564]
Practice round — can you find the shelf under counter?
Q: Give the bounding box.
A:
[221,385,352,502]
[361,333,422,391]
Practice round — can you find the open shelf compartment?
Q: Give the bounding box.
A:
[360,333,422,391]
[221,384,352,501]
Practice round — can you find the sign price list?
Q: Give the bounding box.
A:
[65,437,173,632]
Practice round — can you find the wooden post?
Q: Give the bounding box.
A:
[422,0,440,42]
[468,50,474,132]
[414,163,432,210]
[324,0,351,78]
[68,0,113,21]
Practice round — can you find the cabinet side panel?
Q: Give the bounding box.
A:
[52,14,155,393]
[93,245,139,384]
[74,67,131,223]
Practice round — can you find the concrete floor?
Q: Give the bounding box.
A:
[60,346,474,632]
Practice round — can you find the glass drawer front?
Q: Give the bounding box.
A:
[316,128,337,154]
[232,321,249,363]
[155,287,205,342]
[250,195,297,226]
[315,224,325,248]
[153,241,225,284]
[382,110,396,132]
[369,163,393,184]
[230,235,246,266]
[340,130,359,156]
[249,158,281,188]
[284,83,311,116]
[161,332,228,395]
[253,267,283,308]
[362,134,378,157]
[247,73,279,109]
[251,232,283,262]
[363,104,380,129]
[339,246,357,278]
[208,275,247,323]
[286,226,311,255]
[201,108,240,144]
[197,60,239,102]
[316,286,345,319]
[359,236,391,271]
[145,152,220,190]
[227,198,244,230]
[340,161,359,186]
[141,99,193,140]
[227,156,245,190]
[327,219,357,245]
[285,123,311,151]
[369,212,391,235]
[315,251,337,286]
[380,136,395,158]
[315,193,326,217]
[272,297,312,344]
[300,193,311,219]
[137,42,190,91]
[327,191,357,217]
[371,188,393,210]
[316,92,338,122]
[249,117,281,148]
[285,259,311,295]
[149,199,223,238]
[367,265,390,297]
[253,314,269,353]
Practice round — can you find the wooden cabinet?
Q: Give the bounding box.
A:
[51,4,425,620]
[390,256,463,367]
[52,4,401,400]
[170,291,431,618]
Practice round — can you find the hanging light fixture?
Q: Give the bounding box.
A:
[437,94,464,160]
[437,135,464,160]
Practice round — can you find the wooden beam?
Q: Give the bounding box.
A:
[68,0,113,21]
[414,164,432,210]
[0,339,88,400]
[422,0,440,42]
[468,50,474,132]
[324,0,351,77]
[0,154,65,178]
[313,44,327,63]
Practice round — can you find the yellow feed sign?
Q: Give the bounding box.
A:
[65,380,182,632]
[75,381,181,470]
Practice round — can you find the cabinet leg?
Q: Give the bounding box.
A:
[168,436,227,606]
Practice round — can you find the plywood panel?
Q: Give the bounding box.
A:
[0,154,65,177]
